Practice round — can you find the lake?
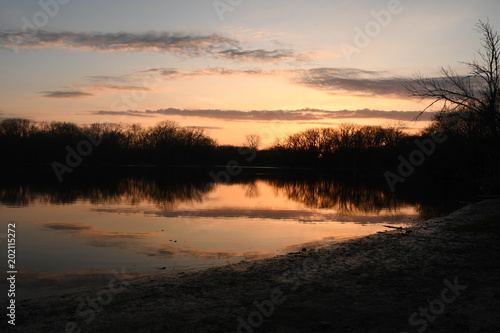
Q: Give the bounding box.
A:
[0,166,472,299]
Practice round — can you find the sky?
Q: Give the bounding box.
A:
[1,0,499,146]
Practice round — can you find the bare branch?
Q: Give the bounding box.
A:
[405,20,500,139]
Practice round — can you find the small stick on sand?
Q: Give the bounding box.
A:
[383,225,403,230]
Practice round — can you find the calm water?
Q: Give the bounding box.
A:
[0,167,471,299]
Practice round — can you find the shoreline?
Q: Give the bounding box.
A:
[5,199,500,332]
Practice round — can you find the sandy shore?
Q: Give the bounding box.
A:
[4,199,500,333]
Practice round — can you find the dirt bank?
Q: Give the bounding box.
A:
[4,199,500,333]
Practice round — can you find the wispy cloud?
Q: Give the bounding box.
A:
[294,68,411,97]
[39,66,274,100]
[140,66,417,97]
[87,75,130,83]
[93,108,316,121]
[216,48,296,62]
[90,110,156,118]
[41,71,159,99]
[314,108,435,121]
[186,126,223,130]
[141,68,180,77]
[41,90,94,99]
[0,30,304,63]
[40,64,420,101]
[1,30,235,53]
[91,108,436,122]
[142,67,274,78]
[82,84,153,92]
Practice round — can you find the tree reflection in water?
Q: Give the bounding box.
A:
[0,166,475,218]
[265,173,475,219]
[0,166,214,210]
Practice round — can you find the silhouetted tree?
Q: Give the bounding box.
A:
[273,123,408,169]
[244,134,262,150]
[406,20,500,174]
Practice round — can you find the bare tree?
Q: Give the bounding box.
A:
[244,134,262,150]
[405,20,500,140]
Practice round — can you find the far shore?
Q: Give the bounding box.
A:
[4,198,500,333]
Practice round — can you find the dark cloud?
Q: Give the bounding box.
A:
[1,30,235,54]
[87,75,129,83]
[92,108,316,121]
[87,84,152,92]
[0,30,302,63]
[77,72,160,93]
[315,108,436,121]
[216,49,297,62]
[91,108,435,122]
[141,67,272,78]
[85,75,152,91]
[41,90,94,99]
[140,68,179,77]
[92,110,155,118]
[187,67,271,76]
[295,68,411,97]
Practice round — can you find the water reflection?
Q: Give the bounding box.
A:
[269,176,399,213]
[0,167,214,208]
[265,173,475,219]
[0,167,470,215]
[0,166,474,299]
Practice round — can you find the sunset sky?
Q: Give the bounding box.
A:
[1,0,499,146]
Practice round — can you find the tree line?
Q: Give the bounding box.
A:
[0,114,498,178]
[0,119,217,166]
